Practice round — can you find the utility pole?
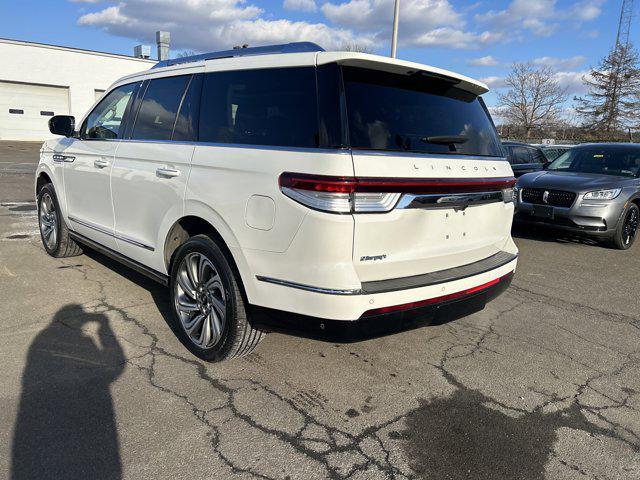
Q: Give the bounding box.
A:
[390,0,400,58]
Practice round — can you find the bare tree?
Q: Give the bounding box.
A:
[176,50,198,58]
[574,43,640,133]
[340,43,374,54]
[497,63,568,138]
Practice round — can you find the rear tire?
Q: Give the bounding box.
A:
[37,183,83,258]
[168,234,264,361]
[609,203,639,250]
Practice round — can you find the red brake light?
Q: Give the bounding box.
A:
[278,172,516,214]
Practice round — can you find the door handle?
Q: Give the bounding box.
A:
[94,159,109,169]
[156,167,180,178]
[53,154,75,163]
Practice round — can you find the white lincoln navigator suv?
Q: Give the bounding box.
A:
[37,42,518,361]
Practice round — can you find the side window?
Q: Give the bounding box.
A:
[173,75,202,142]
[530,147,546,164]
[83,83,136,139]
[505,146,516,164]
[511,146,532,164]
[131,75,191,141]
[199,67,318,148]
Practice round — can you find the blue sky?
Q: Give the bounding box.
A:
[1,0,638,107]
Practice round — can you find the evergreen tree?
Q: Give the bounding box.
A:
[575,43,640,133]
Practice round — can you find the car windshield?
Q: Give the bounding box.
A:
[547,146,640,177]
[342,67,503,157]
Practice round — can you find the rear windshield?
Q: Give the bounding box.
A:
[342,67,502,157]
[548,146,640,177]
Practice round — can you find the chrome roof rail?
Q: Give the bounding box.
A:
[152,42,325,69]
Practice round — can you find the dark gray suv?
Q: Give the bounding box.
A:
[515,143,640,249]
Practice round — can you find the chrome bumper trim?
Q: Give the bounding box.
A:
[255,276,362,295]
[397,191,504,210]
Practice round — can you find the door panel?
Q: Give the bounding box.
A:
[63,139,118,249]
[63,82,138,249]
[111,141,193,270]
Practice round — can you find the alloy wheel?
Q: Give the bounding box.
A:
[623,208,639,246]
[174,252,227,349]
[39,192,58,250]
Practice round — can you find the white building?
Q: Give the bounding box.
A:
[0,38,156,141]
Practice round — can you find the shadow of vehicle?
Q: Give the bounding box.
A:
[512,222,601,247]
[11,305,125,480]
[79,247,509,345]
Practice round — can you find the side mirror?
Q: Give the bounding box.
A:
[49,115,75,137]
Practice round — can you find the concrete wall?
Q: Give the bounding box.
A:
[0,39,155,129]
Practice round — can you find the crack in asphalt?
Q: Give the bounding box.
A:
[20,245,640,479]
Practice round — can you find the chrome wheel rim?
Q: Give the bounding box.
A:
[623,208,639,246]
[174,252,226,349]
[39,192,58,250]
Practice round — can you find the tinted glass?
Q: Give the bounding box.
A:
[316,63,344,148]
[173,75,201,141]
[199,67,318,148]
[84,83,136,139]
[132,75,191,141]
[548,146,640,177]
[530,147,546,163]
[342,67,502,156]
[510,146,532,164]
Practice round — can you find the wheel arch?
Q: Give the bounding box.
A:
[36,171,53,196]
[161,201,255,302]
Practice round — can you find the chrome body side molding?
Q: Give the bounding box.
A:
[68,215,155,251]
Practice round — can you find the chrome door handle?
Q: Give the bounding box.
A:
[53,154,75,163]
[94,159,109,169]
[156,167,180,178]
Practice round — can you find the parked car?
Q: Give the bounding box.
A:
[36,42,518,361]
[515,143,640,249]
[541,144,573,162]
[502,141,547,176]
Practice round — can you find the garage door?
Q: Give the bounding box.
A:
[0,81,70,141]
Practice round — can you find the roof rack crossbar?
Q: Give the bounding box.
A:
[152,42,324,69]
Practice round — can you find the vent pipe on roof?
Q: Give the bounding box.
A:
[134,45,151,59]
[156,31,170,61]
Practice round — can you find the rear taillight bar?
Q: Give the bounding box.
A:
[361,271,514,317]
[279,173,516,194]
[279,172,516,213]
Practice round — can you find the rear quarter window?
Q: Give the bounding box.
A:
[198,67,318,148]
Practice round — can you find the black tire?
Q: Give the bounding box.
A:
[37,183,83,258]
[168,234,264,361]
[609,203,639,250]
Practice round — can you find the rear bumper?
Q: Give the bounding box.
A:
[251,272,514,341]
[247,255,517,321]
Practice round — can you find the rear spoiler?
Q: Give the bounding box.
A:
[316,52,489,96]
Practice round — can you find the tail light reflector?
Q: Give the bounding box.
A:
[361,272,514,317]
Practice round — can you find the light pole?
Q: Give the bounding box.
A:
[390,0,400,58]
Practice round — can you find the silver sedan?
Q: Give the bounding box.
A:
[515,143,640,249]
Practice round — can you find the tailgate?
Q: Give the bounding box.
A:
[352,151,515,282]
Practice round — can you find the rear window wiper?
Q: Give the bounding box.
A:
[420,135,468,152]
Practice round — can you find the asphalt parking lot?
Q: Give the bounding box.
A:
[0,141,639,480]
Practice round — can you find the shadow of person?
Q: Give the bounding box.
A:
[11,305,125,480]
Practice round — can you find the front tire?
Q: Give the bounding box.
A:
[37,183,83,258]
[169,235,264,361]
[610,203,639,250]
